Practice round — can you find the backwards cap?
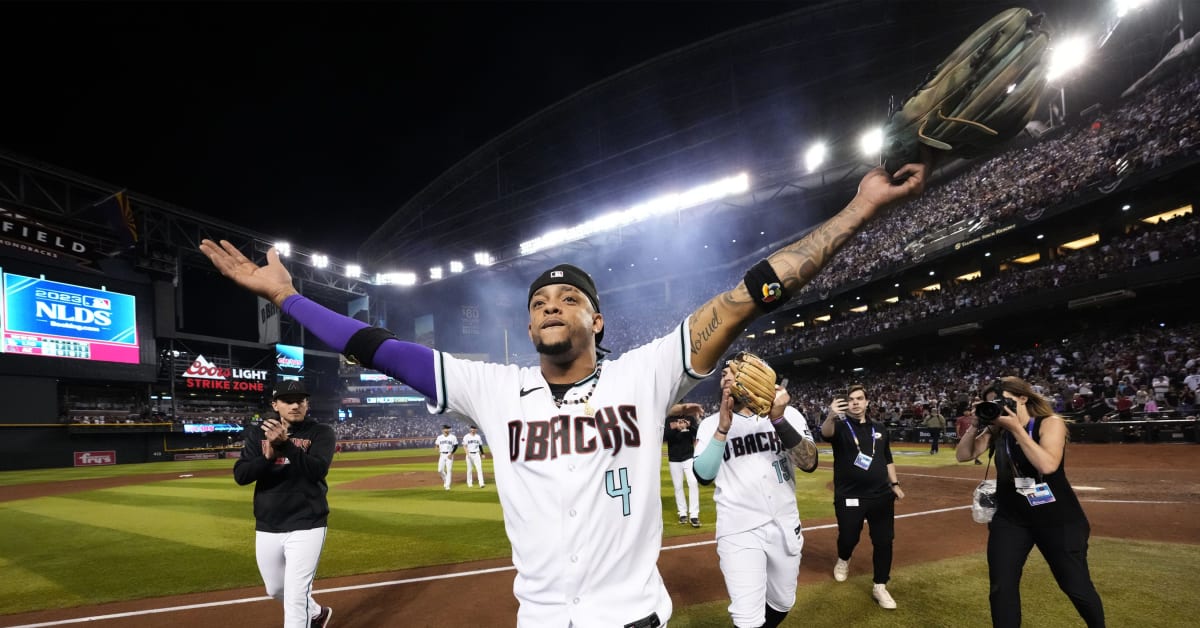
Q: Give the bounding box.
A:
[528,264,603,344]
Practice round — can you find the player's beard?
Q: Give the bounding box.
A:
[535,337,572,356]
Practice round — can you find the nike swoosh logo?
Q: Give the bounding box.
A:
[519,386,544,397]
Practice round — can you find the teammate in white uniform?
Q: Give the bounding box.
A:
[694,359,818,628]
[200,156,929,627]
[463,425,486,487]
[435,425,459,490]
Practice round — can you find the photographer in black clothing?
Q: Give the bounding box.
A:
[957,376,1105,628]
[821,384,904,610]
[234,380,337,628]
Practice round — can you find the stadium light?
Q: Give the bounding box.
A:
[804,142,827,173]
[474,252,494,267]
[345,264,361,279]
[859,127,883,157]
[449,260,464,273]
[430,266,443,280]
[1115,0,1153,18]
[376,271,417,286]
[1047,35,1090,81]
[519,172,750,255]
[311,253,329,269]
[275,241,291,257]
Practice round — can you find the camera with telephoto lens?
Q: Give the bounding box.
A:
[975,397,1017,425]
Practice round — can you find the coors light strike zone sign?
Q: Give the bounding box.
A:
[183,354,269,392]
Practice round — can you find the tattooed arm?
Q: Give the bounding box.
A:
[687,162,929,374]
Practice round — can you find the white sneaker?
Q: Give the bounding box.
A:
[872,583,897,609]
[833,559,849,582]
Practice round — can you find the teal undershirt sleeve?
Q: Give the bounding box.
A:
[693,437,727,481]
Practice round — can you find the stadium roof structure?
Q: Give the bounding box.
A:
[359,0,1116,284]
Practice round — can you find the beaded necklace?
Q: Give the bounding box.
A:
[552,363,603,416]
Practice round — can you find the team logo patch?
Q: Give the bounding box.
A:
[550,270,564,278]
[761,282,782,303]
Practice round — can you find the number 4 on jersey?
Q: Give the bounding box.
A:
[605,467,632,516]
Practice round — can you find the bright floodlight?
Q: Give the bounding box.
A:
[474,252,494,267]
[449,260,464,273]
[804,142,827,173]
[519,172,750,256]
[1047,35,1090,81]
[345,264,361,279]
[275,241,291,257]
[376,271,417,286]
[859,127,883,157]
[1116,0,1153,18]
[430,266,443,280]
[311,253,329,269]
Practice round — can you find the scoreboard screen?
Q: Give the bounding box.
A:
[2,271,140,365]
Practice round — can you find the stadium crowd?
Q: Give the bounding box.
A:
[793,64,1200,298]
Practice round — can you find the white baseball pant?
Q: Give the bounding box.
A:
[465,452,485,486]
[438,453,454,489]
[255,527,327,628]
[717,523,803,627]
[668,458,699,518]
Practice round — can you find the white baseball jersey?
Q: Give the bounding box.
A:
[427,320,705,628]
[436,433,458,455]
[695,406,812,544]
[463,433,484,455]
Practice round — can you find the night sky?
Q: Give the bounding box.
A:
[2,1,806,260]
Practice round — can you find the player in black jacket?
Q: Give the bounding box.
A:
[234,380,337,628]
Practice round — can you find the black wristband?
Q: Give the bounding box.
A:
[771,416,805,449]
[743,258,789,313]
[716,427,730,435]
[343,326,397,370]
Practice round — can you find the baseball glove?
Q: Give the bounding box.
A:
[728,352,777,416]
[882,7,1050,173]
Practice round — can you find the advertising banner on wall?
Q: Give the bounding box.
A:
[181,354,269,392]
[74,450,116,466]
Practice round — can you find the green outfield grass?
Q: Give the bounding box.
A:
[674,537,1200,627]
[1,448,1193,626]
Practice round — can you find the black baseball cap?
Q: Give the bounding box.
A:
[441,424,452,429]
[272,380,309,400]
[528,263,604,343]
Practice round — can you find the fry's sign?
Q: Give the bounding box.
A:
[182,354,268,391]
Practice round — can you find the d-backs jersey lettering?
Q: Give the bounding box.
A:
[426,320,706,628]
[435,433,458,455]
[695,406,812,544]
[463,433,483,454]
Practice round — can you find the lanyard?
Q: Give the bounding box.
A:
[842,418,875,457]
[1003,418,1039,480]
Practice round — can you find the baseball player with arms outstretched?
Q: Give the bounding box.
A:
[435,424,458,490]
[463,425,486,487]
[199,157,928,627]
[694,356,818,628]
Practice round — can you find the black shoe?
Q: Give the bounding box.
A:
[690,517,701,528]
[311,606,333,628]
[678,515,687,524]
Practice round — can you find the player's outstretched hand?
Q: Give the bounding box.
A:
[855,160,929,213]
[199,239,299,307]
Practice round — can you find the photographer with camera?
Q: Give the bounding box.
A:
[956,377,1105,628]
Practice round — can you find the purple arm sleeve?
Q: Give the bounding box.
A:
[281,294,438,399]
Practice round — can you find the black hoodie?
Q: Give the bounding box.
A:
[233,417,337,532]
